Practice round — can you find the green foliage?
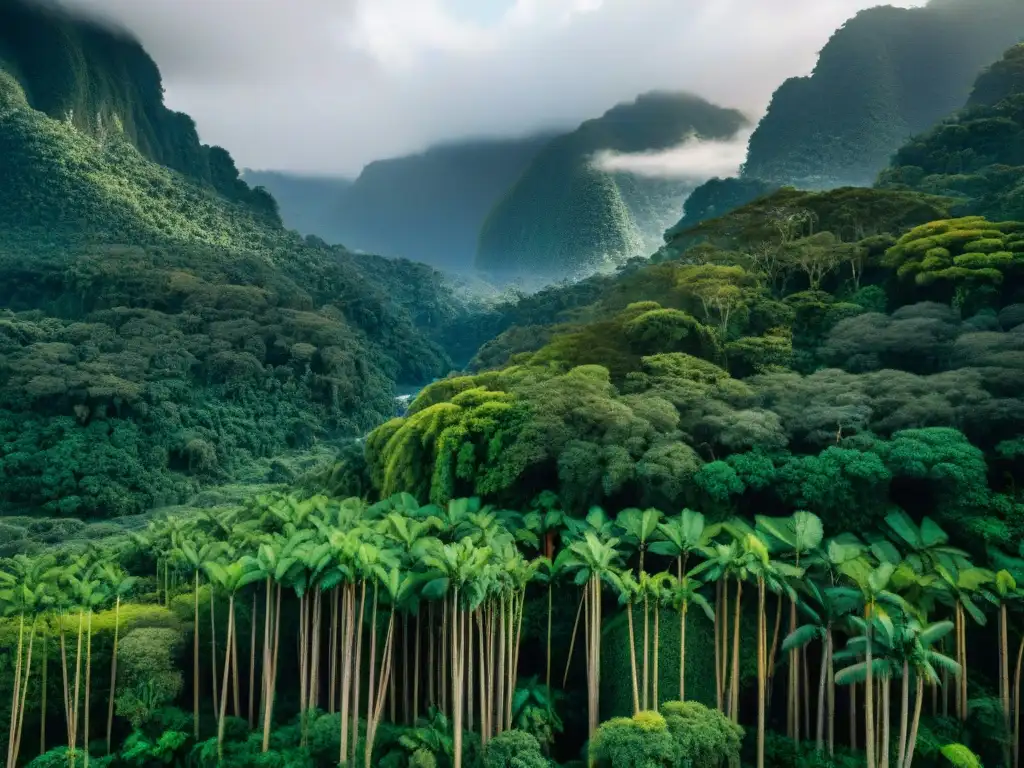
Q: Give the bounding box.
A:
[968,44,1024,108]
[939,743,982,768]
[589,711,676,768]
[659,701,742,768]
[482,730,549,768]
[477,92,749,277]
[115,627,185,728]
[0,0,277,217]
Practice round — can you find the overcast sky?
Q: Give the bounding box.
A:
[60,0,927,176]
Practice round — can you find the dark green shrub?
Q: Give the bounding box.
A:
[590,711,677,768]
[483,730,548,768]
[659,701,742,767]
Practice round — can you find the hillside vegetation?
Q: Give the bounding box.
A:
[0,0,277,216]
[741,0,1024,188]
[477,92,749,277]
[0,49,457,518]
[879,44,1024,223]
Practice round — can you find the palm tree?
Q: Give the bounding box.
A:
[933,563,993,721]
[101,564,136,754]
[170,535,224,740]
[555,530,623,742]
[756,510,824,743]
[202,555,262,763]
[667,572,714,702]
[2,554,57,768]
[783,579,852,755]
[65,554,110,768]
[834,559,906,768]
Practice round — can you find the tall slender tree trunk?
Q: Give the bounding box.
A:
[217,596,236,764]
[757,578,766,768]
[904,677,924,768]
[897,662,909,768]
[866,623,876,768]
[653,603,660,709]
[642,592,649,711]
[730,580,743,723]
[546,585,553,691]
[193,573,201,740]
[679,605,688,702]
[816,629,828,752]
[84,610,93,768]
[364,585,379,768]
[715,580,725,711]
[1013,634,1023,768]
[106,596,122,754]
[210,591,219,717]
[850,681,858,751]
[880,676,890,768]
[627,604,639,713]
[339,584,356,766]
[249,590,257,728]
[450,593,464,768]
[7,613,26,768]
[827,629,835,757]
[1001,604,1011,768]
[767,597,783,711]
[413,609,421,724]
[41,625,49,757]
[351,581,366,766]
[563,591,585,688]
[262,584,281,753]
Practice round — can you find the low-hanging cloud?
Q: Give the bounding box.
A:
[591,130,754,180]
[55,0,929,175]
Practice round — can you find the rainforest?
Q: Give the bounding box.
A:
[2,0,1024,767]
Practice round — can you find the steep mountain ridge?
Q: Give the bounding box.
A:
[741,0,1024,188]
[476,92,750,278]
[0,0,276,216]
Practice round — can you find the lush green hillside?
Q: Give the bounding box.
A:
[240,169,352,241]
[0,0,277,216]
[477,92,750,277]
[0,48,458,518]
[741,0,1024,188]
[878,44,1024,223]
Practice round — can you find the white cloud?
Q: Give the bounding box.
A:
[57,0,929,174]
[591,131,753,179]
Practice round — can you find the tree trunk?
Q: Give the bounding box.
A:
[903,677,924,768]
[816,628,828,752]
[339,584,356,766]
[880,676,890,768]
[1002,604,1011,768]
[330,587,339,715]
[642,592,649,711]
[767,596,783,711]
[730,580,743,723]
[757,578,766,768]
[546,585,553,691]
[653,603,660,709]
[84,610,93,768]
[210,590,220,717]
[897,662,909,768]
[194,573,201,740]
[249,590,258,728]
[680,605,688,702]
[627,604,640,714]
[827,629,835,756]
[106,596,122,754]
[7,613,25,768]
[563,591,585,688]
[364,584,379,768]
[1013,634,1023,768]
[451,594,464,768]
[262,584,281,753]
[217,596,236,764]
[414,609,421,724]
[866,621,876,768]
[351,581,366,766]
[41,625,48,756]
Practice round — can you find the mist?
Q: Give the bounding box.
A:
[57,0,929,174]
[591,130,753,180]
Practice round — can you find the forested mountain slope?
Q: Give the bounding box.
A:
[741,0,1024,188]
[878,43,1024,223]
[0,0,278,216]
[0,21,459,517]
[476,92,749,278]
[247,135,558,272]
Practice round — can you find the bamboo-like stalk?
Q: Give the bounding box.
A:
[106,596,122,754]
